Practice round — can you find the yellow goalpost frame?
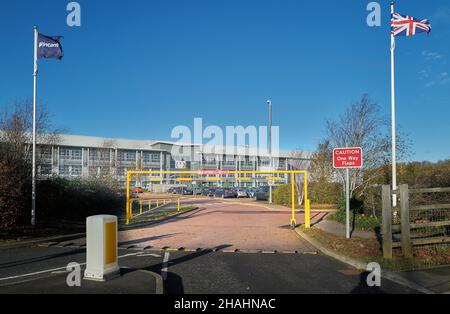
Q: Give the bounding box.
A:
[126,170,311,228]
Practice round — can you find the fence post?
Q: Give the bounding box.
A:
[400,184,413,258]
[382,185,393,259]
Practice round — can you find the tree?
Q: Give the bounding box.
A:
[288,149,311,205]
[309,140,334,183]
[325,94,410,199]
[0,100,60,228]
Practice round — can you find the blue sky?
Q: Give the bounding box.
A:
[0,0,449,162]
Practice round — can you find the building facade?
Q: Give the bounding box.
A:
[36,134,310,190]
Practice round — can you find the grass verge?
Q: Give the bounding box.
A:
[302,226,450,271]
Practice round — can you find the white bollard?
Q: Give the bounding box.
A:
[84,215,120,281]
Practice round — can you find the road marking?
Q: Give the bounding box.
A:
[161,252,170,281]
[0,252,149,283]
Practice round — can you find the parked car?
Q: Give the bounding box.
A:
[132,187,143,194]
[254,186,270,201]
[203,188,216,197]
[236,189,249,198]
[215,188,237,199]
[182,188,194,195]
[167,187,177,194]
[248,188,259,198]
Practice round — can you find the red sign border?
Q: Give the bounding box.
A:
[333,147,363,169]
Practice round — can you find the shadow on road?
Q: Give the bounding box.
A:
[119,234,180,247]
[0,248,84,270]
[143,244,233,295]
[350,272,384,294]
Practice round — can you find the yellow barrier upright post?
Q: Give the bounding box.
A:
[290,173,296,228]
[126,173,131,225]
[156,200,159,208]
[178,198,180,211]
[140,200,143,215]
[149,200,152,210]
[304,172,311,229]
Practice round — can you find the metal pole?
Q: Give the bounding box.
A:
[390,1,398,207]
[346,168,350,239]
[31,26,38,226]
[267,100,273,204]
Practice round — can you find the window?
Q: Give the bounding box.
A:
[39,164,52,175]
[260,158,271,166]
[59,165,82,176]
[59,165,70,175]
[60,148,82,160]
[143,153,161,163]
[90,149,110,161]
[125,152,136,162]
[72,166,82,176]
[38,147,52,160]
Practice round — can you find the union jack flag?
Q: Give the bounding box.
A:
[391,12,431,37]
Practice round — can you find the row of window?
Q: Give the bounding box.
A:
[47,148,162,164]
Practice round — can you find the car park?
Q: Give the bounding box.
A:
[167,187,177,194]
[236,188,249,198]
[247,188,257,198]
[215,188,237,199]
[254,186,270,201]
[132,187,143,194]
[203,188,216,197]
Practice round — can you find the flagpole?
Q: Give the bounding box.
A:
[390,2,398,207]
[32,26,38,226]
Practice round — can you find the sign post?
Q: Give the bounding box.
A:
[333,147,363,239]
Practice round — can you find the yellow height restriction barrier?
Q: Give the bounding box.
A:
[125,170,311,228]
[126,197,179,224]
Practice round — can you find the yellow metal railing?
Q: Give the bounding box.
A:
[126,197,181,224]
[125,170,311,228]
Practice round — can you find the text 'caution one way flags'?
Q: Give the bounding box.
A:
[37,33,64,59]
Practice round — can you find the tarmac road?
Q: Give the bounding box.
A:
[0,246,419,294]
[0,198,419,294]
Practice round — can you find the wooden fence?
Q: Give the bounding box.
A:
[382,184,450,259]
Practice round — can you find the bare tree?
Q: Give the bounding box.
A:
[0,100,60,228]
[309,140,334,183]
[288,149,311,206]
[326,94,410,198]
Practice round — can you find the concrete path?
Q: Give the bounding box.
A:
[313,219,379,239]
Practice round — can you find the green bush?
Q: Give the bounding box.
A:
[272,185,299,206]
[36,177,122,223]
[329,197,381,230]
[309,180,342,204]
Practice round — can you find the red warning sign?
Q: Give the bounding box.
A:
[333,147,363,169]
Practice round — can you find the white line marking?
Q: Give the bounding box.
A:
[161,252,170,280]
[0,252,143,283]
